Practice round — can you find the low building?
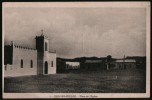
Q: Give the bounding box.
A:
[56,59,66,73]
[109,59,136,70]
[65,61,80,69]
[81,60,106,71]
[57,60,80,73]
[126,56,146,69]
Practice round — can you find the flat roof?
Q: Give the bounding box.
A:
[115,59,136,63]
[85,60,102,63]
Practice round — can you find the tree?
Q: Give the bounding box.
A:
[107,55,112,62]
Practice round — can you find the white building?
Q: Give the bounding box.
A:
[4,33,57,77]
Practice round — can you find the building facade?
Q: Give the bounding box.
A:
[57,60,80,73]
[65,61,80,69]
[56,59,66,73]
[80,60,107,71]
[4,34,56,77]
[108,59,136,70]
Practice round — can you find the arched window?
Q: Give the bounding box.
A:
[31,60,33,68]
[45,42,47,51]
[21,59,23,68]
[51,61,53,67]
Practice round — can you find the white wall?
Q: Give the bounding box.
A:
[66,62,80,69]
[43,52,56,74]
[4,47,37,77]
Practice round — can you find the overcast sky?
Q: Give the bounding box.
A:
[4,7,146,58]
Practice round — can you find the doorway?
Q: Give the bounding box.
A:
[44,61,48,74]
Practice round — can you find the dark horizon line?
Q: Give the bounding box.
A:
[57,55,146,59]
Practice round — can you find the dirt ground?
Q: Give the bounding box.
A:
[4,68,146,93]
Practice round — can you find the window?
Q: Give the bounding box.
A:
[45,42,47,51]
[31,60,33,68]
[21,59,23,68]
[51,61,53,67]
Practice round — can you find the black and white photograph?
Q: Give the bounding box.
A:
[2,2,150,98]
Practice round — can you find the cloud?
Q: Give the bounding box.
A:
[4,7,146,58]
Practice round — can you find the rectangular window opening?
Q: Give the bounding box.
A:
[45,42,47,51]
[51,61,53,67]
[21,59,23,68]
[31,60,33,68]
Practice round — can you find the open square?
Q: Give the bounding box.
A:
[4,68,146,93]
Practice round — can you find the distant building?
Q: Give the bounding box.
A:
[109,59,136,70]
[126,56,146,69]
[4,32,57,77]
[81,60,106,71]
[65,61,80,69]
[56,59,66,73]
[57,60,80,73]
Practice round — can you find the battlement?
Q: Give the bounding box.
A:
[14,45,36,50]
[4,45,12,47]
[5,45,56,51]
[4,42,36,51]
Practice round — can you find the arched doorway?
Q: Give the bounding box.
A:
[44,61,48,74]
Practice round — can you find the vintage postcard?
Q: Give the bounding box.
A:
[2,2,150,98]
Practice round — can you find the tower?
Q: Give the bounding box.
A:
[35,30,50,75]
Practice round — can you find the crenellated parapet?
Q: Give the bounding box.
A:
[4,41,37,51]
[4,45,12,47]
[14,45,36,50]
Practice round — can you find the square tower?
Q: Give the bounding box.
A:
[36,34,49,53]
[35,32,56,75]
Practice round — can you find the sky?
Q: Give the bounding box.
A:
[3,7,146,58]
